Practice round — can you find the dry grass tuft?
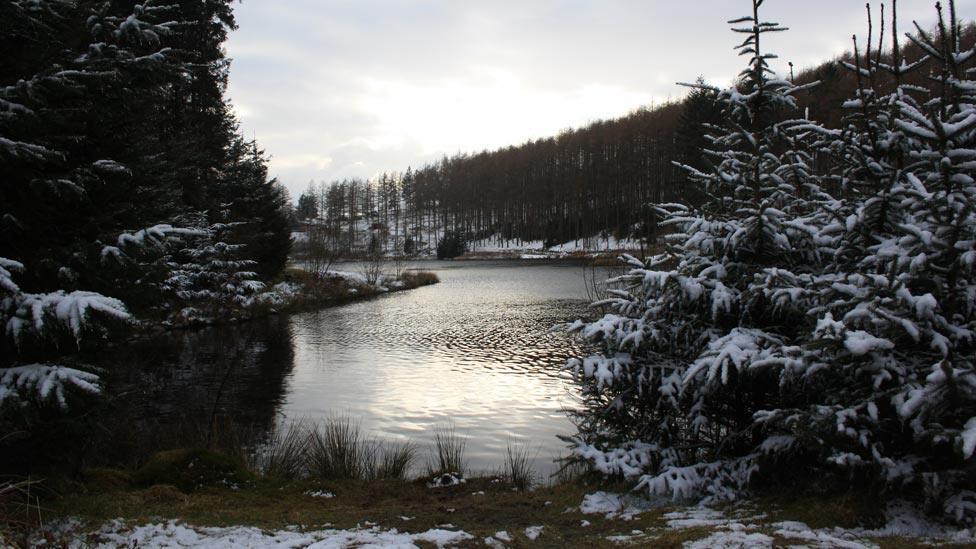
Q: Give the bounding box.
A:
[504,442,536,491]
[251,421,310,480]
[429,425,467,476]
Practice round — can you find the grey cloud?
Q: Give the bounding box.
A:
[225,0,974,200]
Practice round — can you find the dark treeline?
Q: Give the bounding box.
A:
[405,100,705,246]
[299,22,975,251]
[0,0,294,473]
[1,0,292,325]
[298,101,711,250]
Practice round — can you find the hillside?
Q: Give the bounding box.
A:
[297,22,976,254]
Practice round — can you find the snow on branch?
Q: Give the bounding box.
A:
[116,224,208,251]
[0,257,24,293]
[7,290,130,346]
[0,364,102,409]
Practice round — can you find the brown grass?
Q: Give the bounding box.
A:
[0,477,45,547]
[36,474,968,548]
[399,270,439,289]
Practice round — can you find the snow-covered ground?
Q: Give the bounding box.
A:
[291,223,647,258]
[582,495,975,548]
[42,493,975,548]
[64,520,473,548]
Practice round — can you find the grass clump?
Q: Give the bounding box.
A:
[373,440,417,480]
[306,419,417,481]
[400,271,439,288]
[0,477,43,544]
[429,425,466,476]
[251,421,309,480]
[307,417,368,480]
[503,442,535,491]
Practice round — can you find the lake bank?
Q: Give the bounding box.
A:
[19,470,975,548]
[153,267,440,330]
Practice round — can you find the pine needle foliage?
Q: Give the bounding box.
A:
[567,0,976,524]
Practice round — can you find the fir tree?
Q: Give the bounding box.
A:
[567,0,976,523]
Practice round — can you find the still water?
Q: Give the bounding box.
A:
[111,260,604,476]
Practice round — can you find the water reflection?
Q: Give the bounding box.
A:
[107,315,296,433]
[110,260,601,476]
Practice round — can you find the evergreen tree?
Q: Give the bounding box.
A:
[1,0,289,414]
[674,78,724,207]
[567,0,976,523]
[566,0,834,504]
[297,183,319,220]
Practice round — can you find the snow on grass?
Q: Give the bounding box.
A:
[580,491,652,520]
[663,506,729,529]
[683,524,774,549]
[303,490,334,499]
[74,519,473,548]
[640,498,975,548]
[467,238,545,253]
[524,525,544,540]
[327,270,370,286]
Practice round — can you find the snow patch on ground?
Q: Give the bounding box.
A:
[427,472,466,488]
[580,491,654,520]
[663,506,728,529]
[464,234,645,257]
[683,523,774,549]
[467,238,545,253]
[524,525,543,540]
[72,519,473,548]
[641,499,975,548]
[548,235,644,253]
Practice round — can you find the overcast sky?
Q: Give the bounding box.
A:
[225,0,972,200]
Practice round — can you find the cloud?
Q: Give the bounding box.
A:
[272,154,334,171]
[224,0,975,200]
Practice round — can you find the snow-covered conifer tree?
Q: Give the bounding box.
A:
[567,0,829,502]
[567,0,976,523]
[0,257,129,409]
[809,0,976,522]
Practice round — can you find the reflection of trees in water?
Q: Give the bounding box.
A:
[105,315,296,437]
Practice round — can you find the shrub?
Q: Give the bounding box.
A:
[436,232,467,259]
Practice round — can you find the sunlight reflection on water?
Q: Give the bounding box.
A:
[281,260,598,476]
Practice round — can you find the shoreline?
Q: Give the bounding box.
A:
[128,268,440,335]
[20,471,972,548]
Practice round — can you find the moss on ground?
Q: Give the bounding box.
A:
[131,449,253,493]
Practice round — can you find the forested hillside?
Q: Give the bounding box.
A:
[299,21,975,253]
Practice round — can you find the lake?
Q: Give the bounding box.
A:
[109,260,609,477]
